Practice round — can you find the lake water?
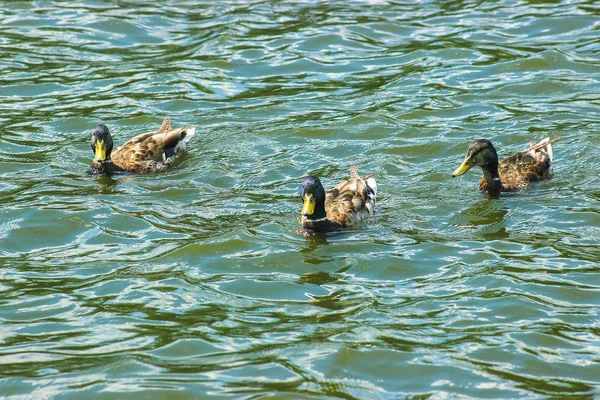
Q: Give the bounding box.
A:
[1,1,599,398]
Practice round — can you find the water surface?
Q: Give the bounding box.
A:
[1,1,599,398]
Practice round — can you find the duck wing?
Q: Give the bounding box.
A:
[112,117,196,173]
[324,166,377,226]
[497,137,557,191]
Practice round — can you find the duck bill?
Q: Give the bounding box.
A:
[452,157,472,177]
[302,194,315,216]
[94,140,107,162]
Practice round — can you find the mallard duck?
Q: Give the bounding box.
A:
[90,117,195,174]
[301,166,377,232]
[452,137,558,195]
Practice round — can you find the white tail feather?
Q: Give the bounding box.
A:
[541,137,553,161]
[366,177,377,198]
[182,126,196,147]
[524,137,557,161]
[171,126,196,159]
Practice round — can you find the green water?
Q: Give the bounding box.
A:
[1,1,599,398]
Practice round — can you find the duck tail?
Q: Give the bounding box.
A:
[182,126,196,147]
[351,165,377,199]
[165,126,196,160]
[541,137,553,161]
[365,176,377,216]
[525,137,558,160]
[366,176,377,199]
[538,137,559,161]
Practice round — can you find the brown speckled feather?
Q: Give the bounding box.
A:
[479,138,557,192]
[110,118,195,173]
[325,175,371,226]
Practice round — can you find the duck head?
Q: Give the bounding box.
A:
[452,139,499,177]
[301,176,327,220]
[91,124,114,163]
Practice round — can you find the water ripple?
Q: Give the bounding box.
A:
[1,0,599,398]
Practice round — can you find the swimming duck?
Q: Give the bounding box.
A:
[301,166,377,232]
[452,137,558,195]
[90,117,196,174]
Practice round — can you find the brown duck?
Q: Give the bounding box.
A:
[301,166,377,232]
[90,117,196,174]
[452,138,558,195]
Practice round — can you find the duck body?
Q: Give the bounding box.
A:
[90,117,195,174]
[452,138,557,195]
[301,166,377,233]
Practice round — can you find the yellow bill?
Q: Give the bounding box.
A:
[452,157,472,177]
[94,140,106,162]
[302,193,315,216]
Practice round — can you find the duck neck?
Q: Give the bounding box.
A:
[309,200,327,221]
[481,164,502,195]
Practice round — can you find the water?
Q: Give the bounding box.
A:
[1,1,599,398]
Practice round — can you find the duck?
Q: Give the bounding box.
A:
[90,117,196,174]
[301,166,377,232]
[452,137,558,195]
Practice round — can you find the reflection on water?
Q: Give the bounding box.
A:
[452,198,509,240]
[93,173,120,193]
[299,233,332,265]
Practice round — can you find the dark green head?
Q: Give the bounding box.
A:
[301,176,326,220]
[452,139,499,177]
[91,124,114,162]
